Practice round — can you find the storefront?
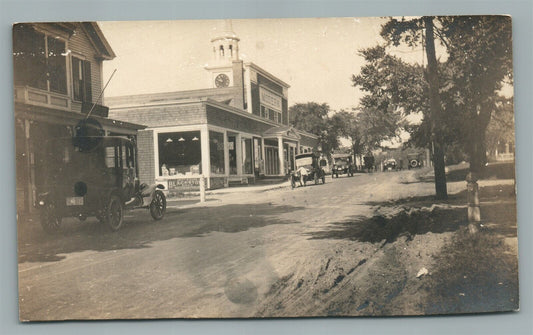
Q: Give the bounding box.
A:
[108,97,318,194]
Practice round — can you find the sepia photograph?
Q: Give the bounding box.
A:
[14,16,519,321]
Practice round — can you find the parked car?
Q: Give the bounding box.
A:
[37,136,167,233]
[407,153,423,169]
[290,152,326,188]
[383,158,398,171]
[331,153,355,178]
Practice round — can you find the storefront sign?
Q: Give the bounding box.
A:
[260,87,282,112]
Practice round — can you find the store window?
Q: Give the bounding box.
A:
[242,138,253,174]
[13,24,67,94]
[209,131,225,174]
[158,131,202,176]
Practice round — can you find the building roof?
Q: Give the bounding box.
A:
[244,62,290,88]
[80,22,116,60]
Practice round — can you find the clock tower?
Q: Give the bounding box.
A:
[205,20,241,89]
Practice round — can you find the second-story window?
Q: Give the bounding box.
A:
[72,57,92,102]
[13,24,67,95]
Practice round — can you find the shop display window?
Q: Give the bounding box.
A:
[209,131,225,174]
[158,131,202,176]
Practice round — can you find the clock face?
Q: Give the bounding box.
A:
[215,73,230,88]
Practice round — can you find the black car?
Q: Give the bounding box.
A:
[331,154,355,177]
[37,136,166,233]
[383,158,398,171]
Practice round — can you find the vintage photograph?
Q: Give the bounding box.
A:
[14,16,518,320]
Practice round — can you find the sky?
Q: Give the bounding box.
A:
[98,17,427,112]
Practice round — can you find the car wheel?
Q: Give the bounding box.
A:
[106,195,124,231]
[40,203,61,233]
[150,190,166,220]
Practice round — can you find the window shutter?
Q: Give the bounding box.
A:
[83,60,92,103]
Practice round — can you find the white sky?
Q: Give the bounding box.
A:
[98,17,428,112]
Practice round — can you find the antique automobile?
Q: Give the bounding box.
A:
[383,158,398,171]
[37,136,167,233]
[331,153,355,178]
[290,152,326,188]
[407,153,423,169]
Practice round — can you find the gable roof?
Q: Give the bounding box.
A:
[80,22,116,60]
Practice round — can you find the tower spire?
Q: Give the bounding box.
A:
[210,19,240,63]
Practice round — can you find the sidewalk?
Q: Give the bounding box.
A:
[165,180,292,209]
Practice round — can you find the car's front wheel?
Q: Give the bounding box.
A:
[150,190,166,220]
[40,203,62,233]
[106,195,124,231]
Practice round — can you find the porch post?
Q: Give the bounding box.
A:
[236,133,243,176]
[261,137,266,175]
[277,136,285,176]
[224,130,230,179]
[200,126,211,189]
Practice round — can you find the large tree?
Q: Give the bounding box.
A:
[350,45,422,159]
[380,16,513,224]
[381,16,448,199]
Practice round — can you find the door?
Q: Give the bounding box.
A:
[265,146,279,175]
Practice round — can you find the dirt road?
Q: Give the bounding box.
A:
[17,169,518,320]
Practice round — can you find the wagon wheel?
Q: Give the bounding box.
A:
[105,195,124,231]
[40,203,62,233]
[150,190,166,220]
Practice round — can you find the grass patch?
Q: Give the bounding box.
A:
[424,227,519,315]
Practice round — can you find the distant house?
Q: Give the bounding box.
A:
[14,22,145,214]
[108,21,318,191]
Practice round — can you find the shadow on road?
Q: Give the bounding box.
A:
[308,207,467,244]
[18,203,304,263]
[308,184,516,245]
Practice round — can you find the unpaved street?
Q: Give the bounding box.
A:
[18,169,517,320]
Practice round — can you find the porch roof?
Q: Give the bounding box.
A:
[263,126,301,140]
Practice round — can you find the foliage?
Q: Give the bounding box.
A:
[485,98,515,157]
[381,16,513,174]
[288,102,342,155]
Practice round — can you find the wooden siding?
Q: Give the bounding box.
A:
[137,130,155,185]
[282,98,288,125]
[68,24,103,104]
[206,105,273,135]
[299,132,318,148]
[258,73,283,95]
[251,82,260,116]
[109,104,207,128]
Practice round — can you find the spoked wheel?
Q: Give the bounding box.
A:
[150,190,166,220]
[40,203,62,233]
[106,195,124,231]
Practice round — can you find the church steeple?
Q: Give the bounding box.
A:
[210,20,240,64]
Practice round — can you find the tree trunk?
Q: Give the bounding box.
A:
[466,106,491,227]
[424,16,448,200]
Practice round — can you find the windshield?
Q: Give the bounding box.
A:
[335,157,350,164]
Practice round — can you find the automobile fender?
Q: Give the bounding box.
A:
[139,183,166,207]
